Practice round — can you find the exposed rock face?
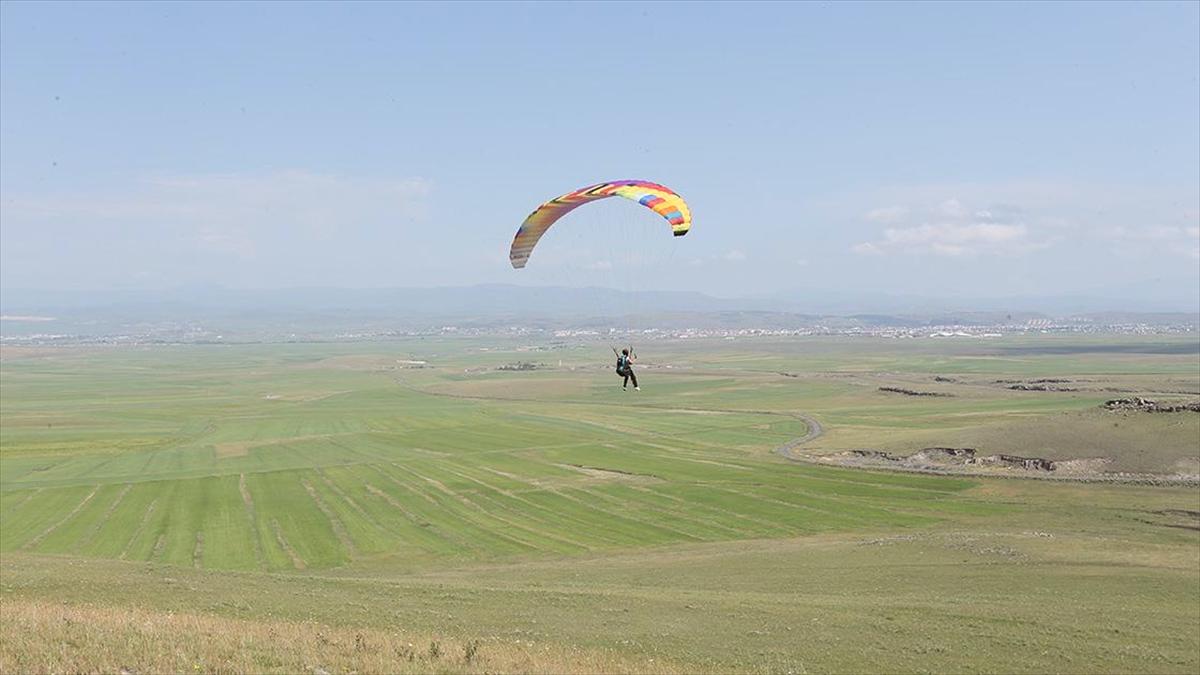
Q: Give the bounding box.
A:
[1103,397,1200,413]
[969,453,1056,471]
[995,378,1077,392]
[840,447,1058,472]
[1008,383,1078,392]
[878,387,953,397]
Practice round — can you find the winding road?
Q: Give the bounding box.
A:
[771,413,824,461]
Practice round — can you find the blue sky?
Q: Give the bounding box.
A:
[2,1,1197,305]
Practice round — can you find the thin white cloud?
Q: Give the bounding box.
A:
[851,242,882,256]
[723,249,747,262]
[1104,225,1200,260]
[864,206,908,224]
[938,199,969,219]
[854,198,1056,257]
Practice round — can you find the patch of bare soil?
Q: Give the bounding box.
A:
[559,464,663,483]
[1053,457,1115,475]
[214,432,358,459]
[294,356,398,371]
[1173,457,1200,477]
[0,346,90,361]
[803,447,1197,485]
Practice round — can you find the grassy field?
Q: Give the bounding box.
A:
[1,335,1198,672]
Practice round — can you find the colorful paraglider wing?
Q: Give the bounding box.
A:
[509,179,691,269]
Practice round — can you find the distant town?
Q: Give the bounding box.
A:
[3,313,1196,346]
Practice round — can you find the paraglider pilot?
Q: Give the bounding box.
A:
[615,347,639,391]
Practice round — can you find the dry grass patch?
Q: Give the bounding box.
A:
[427,376,586,401]
[0,600,680,675]
[295,356,399,371]
[214,433,360,459]
[0,346,92,361]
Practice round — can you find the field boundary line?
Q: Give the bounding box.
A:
[21,485,99,550]
[192,532,204,568]
[300,478,358,559]
[270,519,306,570]
[628,483,792,535]
[238,474,267,570]
[418,463,632,547]
[362,481,485,555]
[77,483,132,550]
[3,488,43,516]
[119,498,158,560]
[582,483,750,538]
[385,463,594,551]
[708,483,875,529]
[551,485,705,542]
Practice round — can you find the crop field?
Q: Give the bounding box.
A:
[1,335,1198,673]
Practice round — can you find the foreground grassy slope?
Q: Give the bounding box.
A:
[2,336,1198,672]
[1,599,681,675]
[4,477,1198,672]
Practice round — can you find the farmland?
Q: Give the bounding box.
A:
[1,334,1198,672]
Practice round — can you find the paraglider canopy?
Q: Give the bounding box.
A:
[509,180,691,269]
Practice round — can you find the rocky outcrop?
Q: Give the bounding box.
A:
[1103,397,1200,413]
[836,447,1057,472]
[995,378,1078,392]
[1008,383,1078,391]
[878,387,953,397]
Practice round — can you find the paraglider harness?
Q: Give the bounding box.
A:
[613,346,634,375]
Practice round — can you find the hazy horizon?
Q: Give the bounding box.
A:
[3,281,1199,319]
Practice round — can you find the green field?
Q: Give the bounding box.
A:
[2,336,1198,672]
